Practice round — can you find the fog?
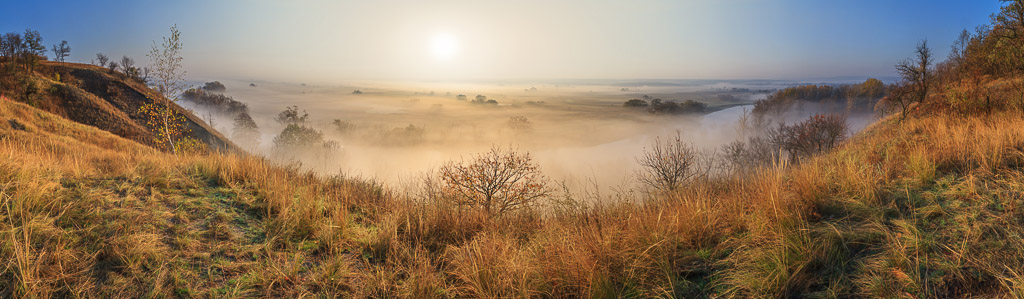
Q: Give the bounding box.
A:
[185,79,873,194]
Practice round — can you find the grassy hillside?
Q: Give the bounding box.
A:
[3,75,1024,297]
[0,61,239,153]
[4,4,1024,295]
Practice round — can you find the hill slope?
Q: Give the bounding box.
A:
[4,76,1024,297]
[0,61,239,152]
[0,98,383,297]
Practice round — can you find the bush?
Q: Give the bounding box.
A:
[438,147,550,216]
[775,114,848,161]
[636,131,713,191]
[723,114,849,169]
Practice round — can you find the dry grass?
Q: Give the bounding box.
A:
[4,79,1024,298]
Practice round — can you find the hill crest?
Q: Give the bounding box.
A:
[0,61,239,153]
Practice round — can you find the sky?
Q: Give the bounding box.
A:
[0,0,1004,83]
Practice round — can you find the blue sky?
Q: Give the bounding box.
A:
[0,0,1004,82]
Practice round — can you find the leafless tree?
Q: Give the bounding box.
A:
[439,147,550,215]
[891,40,933,120]
[51,40,70,65]
[948,30,971,70]
[140,66,151,84]
[95,53,109,67]
[775,114,848,161]
[119,55,135,76]
[107,61,118,74]
[637,131,713,192]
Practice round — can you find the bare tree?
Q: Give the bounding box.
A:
[637,131,713,192]
[140,66,151,84]
[51,40,70,65]
[948,30,971,70]
[119,55,135,76]
[439,147,550,215]
[95,52,109,67]
[890,40,933,120]
[775,114,848,161]
[107,61,119,74]
[896,41,933,103]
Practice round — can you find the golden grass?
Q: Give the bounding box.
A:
[3,87,1024,297]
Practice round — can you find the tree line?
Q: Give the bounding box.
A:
[623,96,708,115]
[0,29,49,74]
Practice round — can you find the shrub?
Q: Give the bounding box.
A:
[439,147,550,216]
[724,114,848,169]
[775,114,848,161]
[636,131,713,191]
[138,100,202,153]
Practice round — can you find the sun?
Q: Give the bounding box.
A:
[430,33,458,61]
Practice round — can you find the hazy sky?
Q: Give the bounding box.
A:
[1,0,1002,82]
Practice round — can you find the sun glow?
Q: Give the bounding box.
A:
[430,33,458,61]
